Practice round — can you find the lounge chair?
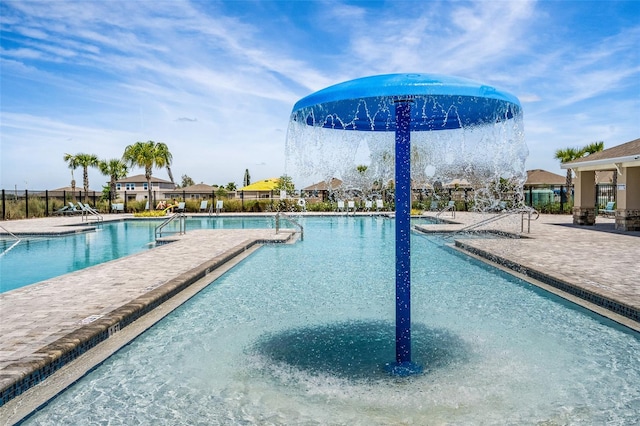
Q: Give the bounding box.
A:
[111,203,124,213]
[599,201,615,217]
[348,200,355,213]
[429,200,439,211]
[375,199,384,211]
[66,202,82,214]
[215,200,224,214]
[176,202,186,213]
[337,200,345,212]
[364,200,372,212]
[199,200,208,212]
[53,205,70,215]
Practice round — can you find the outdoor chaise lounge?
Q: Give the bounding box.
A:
[215,200,224,214]
[199,200,208,212]
[375,199,384,211]
[176,202,186,212]
[599,201,615,217]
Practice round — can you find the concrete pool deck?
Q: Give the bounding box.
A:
[0,212,639,422]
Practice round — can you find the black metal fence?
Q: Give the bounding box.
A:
[523,185,572,213]
[596,184,616,210]
[1,189,104,220]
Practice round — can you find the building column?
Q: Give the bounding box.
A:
[615,167,640,231]
[573,170,596,225]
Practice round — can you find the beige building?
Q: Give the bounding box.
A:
[115,174,176,202]
[562,138,640,231]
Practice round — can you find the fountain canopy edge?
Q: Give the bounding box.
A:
[290,73,522,132]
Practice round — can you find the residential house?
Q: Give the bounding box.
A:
[114,174,176,203]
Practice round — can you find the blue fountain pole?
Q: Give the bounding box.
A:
[394,98,413,366]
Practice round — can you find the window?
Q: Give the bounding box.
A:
[143,183,148,190]
[125,183,135,190]
[116,183,121,190]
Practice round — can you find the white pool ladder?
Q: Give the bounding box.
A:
[0,226,21,257]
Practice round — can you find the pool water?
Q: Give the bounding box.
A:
[22,217,640,424]
[0,217,277,293]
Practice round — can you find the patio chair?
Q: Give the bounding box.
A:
[364,200,372,212]
[199,200,208,212]
[599,201,615,217]
[429,200,439,211]
[348,200,355,213]
[375,199,384,211]
[53,205,70,215]
[176,202,186,213]
[66,202,82,214]
[215,200,224,214]
[337,200,345,212]
[111,203,124,213]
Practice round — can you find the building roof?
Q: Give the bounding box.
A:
[562,138,640,171]
[525,169,567,186]
[49,186,100,193]
[303,178,343,191]
[177,183,217,192]
[116,174,173,184]
[239,178,280,191]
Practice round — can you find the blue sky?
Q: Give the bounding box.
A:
[1,0,639,190]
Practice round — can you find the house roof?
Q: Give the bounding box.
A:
[116,174,173,184]
[562,138,640,170]
[240,178,280,191]
[303,178,343,191]
[525,169,567,186]
[176,183,217,192]
[50,186,100,193]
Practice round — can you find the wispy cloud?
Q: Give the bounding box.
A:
[1,0,638,188]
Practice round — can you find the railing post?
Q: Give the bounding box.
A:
[45,190,49,217]
[2,189,5,220]
[25,189,29,219]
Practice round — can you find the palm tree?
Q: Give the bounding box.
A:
[64,153,99,203]
[554,141,604,203]
[122,141,174,210]
[99,159,128,204]
[75,153,99,203]
[63,153,79,200]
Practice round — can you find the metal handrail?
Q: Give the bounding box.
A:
[444,206,539,239]
[436,202,456,219]
[0,225,21,257]
[80,203,103,222]
[275,212,304,240]
[155,212,186,240]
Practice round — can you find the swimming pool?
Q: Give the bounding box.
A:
[0,217,279,293]
[21,217,640,424]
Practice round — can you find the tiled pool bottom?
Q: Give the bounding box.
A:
[0,228,295,414]
[7,217,640,425]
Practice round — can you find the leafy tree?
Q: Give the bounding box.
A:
[274,175,295,196]
[181,174,195,187]
[215,187,228,198]
[226,182,237,192]
[122,141,174,210]
[243,169,251,187]
[99,158,128,203]
[554,141,604,202]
